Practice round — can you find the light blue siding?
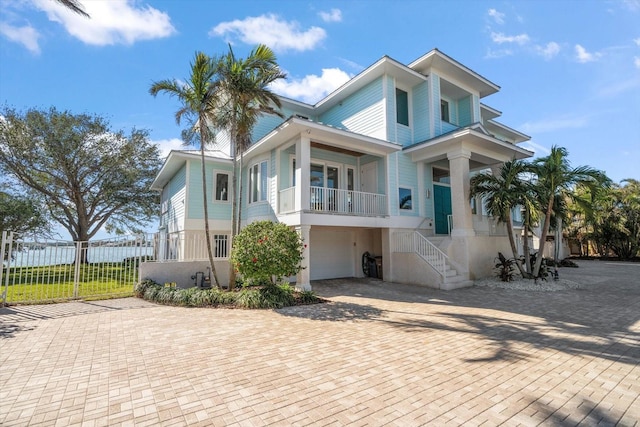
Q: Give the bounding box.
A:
[431,75,442,136]
[187,159,233,220]
[458,96,472,127]
[386,76,395,141]
[396,153,419,216]
[251,107,298,144]
[310,148,359,167]
[162,163,186,232]
[413,81,430,143]
[396,125,412,146]
[320,78,385,139]
[424,164,434,219]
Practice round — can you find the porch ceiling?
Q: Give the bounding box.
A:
[404,127,534,168]
[245,116,402,159]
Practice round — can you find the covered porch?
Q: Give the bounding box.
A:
[245,115,401,219]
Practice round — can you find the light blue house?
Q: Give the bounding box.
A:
[148,49,533,290]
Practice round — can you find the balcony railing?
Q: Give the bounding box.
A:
[278,186,388,217]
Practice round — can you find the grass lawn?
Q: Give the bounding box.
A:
[2,263,136,304]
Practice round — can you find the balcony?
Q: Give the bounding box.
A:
[279,186,388,217]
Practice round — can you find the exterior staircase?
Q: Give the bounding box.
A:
[392,231,471,289]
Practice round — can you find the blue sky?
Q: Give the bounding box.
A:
[1,0,639,182]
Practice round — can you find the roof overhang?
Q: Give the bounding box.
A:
[404,127,533,170]
[244,116,402,159]
[409,49,500,98]
[150,150,232,191]
[484,120,531,144]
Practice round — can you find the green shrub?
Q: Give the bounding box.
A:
[136,277,322,309]
[231,221,304,285]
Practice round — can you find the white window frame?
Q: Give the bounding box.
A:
[213,170,230,203]
[249,159,269,204]
[399,186,414,211]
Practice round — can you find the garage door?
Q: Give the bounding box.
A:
[310,229,354,280]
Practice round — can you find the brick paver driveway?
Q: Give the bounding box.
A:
[1,260,638,426]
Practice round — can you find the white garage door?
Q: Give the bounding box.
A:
[310,229,354,280]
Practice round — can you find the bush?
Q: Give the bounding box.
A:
[135,278,322,309]
[494,252,515,282]
[231,221,304,285]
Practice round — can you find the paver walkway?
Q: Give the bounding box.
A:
[1,260,638,426]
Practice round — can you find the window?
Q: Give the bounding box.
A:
[249,160,268,203]
[433,167,450,184]
[214,172,229,201]
[347,168,355,191]
[214,234,228,258]
[399,187,413,210]
[396,88,409,126]
[440,99,450,123]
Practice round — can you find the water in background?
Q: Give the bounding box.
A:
[6,245,154,267]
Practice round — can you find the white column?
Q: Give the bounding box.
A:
[447,148,475,237]
[295,225,311,291]
[295,136,311,212]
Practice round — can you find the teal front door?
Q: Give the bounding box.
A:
[433,184,452,234]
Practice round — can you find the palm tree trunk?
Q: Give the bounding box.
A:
[533,195,554,277]
[236,150,245,237]
[228,156,238,290]
[523,208,532,274]
[200,142,219,287]
[506,214,527,277]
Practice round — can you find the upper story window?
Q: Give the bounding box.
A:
[396,88,409,126]
[249,160,268,203]
[214,172,229,201]
[440,99,450,123]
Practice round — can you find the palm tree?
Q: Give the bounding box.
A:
[213,44,286,290]
[149,52,221,287]
[470,159,535,277]
[55,0,90,18]
[531,146,609,277]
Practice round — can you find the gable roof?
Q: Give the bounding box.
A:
[409,49,500,98]
[150,150,232,191]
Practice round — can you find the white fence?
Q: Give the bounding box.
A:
[1,231,151,305]
[152,231,229,262]
[278,186,388,216]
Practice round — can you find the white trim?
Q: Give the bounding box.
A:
[398,186,414,211]
[213,169,230,203]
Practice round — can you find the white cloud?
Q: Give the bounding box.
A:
[0,22,40,53]
[520,116,589,134]
[319,8,342,23]
[519,141,551,156]
[634,38,640,46]
[575,44,602,63]
[32,0,175,46]
[270,68,352,104]
[484,48,514,59]
[635,56,640,69]
[622,0,640,11]
[535,42,560,60]
[210,14,326,53]
[152,138,185,159]
[598,76,640,97]
[487,8,505,24]
[491,32,530,45]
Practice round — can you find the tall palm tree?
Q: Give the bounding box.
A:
[531,146,608,277]
[470,159,535,277]
[213,44,286,290]
[149,52,220,287]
